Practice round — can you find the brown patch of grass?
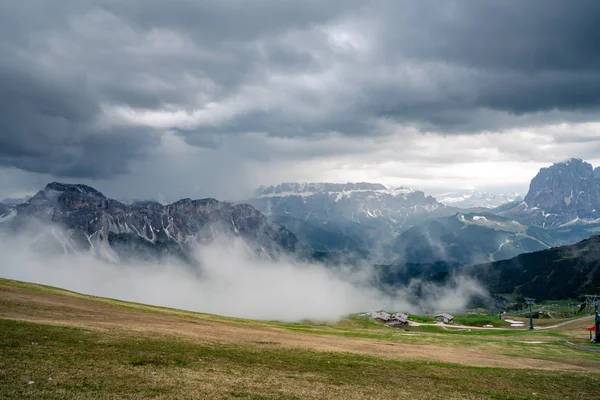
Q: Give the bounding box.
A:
[1,278,599,372]
[130,356,188,367]
[2,318,600,400]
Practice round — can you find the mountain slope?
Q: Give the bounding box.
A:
[0,202,10,217]
[250,182,444,225]
[3,182,297,262]
[462,235,600,300]
[0,202,15,223]
[247,182,453,254]
[387,213,548,265]
[267,215,360,253]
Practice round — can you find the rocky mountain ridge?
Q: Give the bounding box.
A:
[502,158,600,228]
[248,182,450,256]
[251,182,441,222]
[1,182,297,262]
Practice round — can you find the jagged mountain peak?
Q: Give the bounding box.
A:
[536,158,594,177]
[4,182,298,262]
[524,158,598,205]
[513,158,600,227]
[43,182,107,199]
[24,182,109,210]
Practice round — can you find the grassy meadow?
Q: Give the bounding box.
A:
[1,278,599,399]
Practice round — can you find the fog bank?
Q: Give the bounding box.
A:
[0,230,487,321]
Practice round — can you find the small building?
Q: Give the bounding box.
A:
[386,312,409,326]
[435,313,454,324]
[392,312,408,321]
[374,312,391,322]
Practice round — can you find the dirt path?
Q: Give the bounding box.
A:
[536,315,594,330]
[410,315,594,331]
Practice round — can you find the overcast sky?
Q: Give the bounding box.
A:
[1,1,600,202]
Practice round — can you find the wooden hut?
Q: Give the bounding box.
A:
[435,313,454,324]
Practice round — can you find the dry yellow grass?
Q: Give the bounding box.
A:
[1,281,596,371]
[1,278,600,399]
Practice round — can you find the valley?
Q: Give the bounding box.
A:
[2,158,600,303]
[245,159,600,266]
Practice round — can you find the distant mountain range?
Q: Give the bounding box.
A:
[1,196,31,206]
[248,158,600,265]
[435,191,522,209]
[251,182,444,225]
[247,182,453,257]
[0,182,297,263]
[2,158,599,288]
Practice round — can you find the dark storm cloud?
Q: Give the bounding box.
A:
[388,1,600,74]
[0,58,159,177]
[0,0,599,180]
[107,0,361,41]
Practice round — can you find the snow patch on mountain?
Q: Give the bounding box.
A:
[435,191,522,209]
[255,182,416,199]
[0,209,17,224]
[249,182,445,235]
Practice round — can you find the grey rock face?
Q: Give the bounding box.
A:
[0,202,11,218]
[518,159,600,227]
[6,182,297,262]
[247,182,453,259]
[0,203,13,222]
[250,182,442,226]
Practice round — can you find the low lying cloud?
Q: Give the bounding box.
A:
[0,227,487,321]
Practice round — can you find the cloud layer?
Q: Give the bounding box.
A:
[0,230,486,321]
[1,1,600,199]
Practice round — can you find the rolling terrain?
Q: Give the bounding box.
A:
[380,235,600,302]
[386,212,548,265]
[1,278,600,399]
[460,235,600,301]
